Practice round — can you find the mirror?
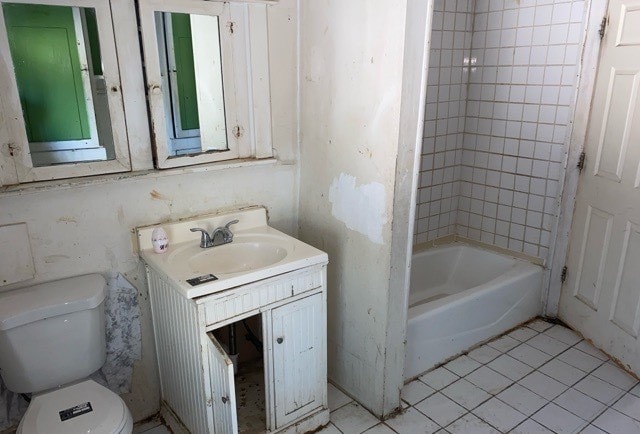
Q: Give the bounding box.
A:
[2,3,115,167]
[154,11,227,157]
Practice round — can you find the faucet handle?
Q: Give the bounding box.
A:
[222,220,239,243]
[190,227,211,248]
[224,219,239,229]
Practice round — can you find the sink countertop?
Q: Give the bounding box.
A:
[137,208,328,299]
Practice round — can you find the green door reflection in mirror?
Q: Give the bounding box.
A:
[3,3,114,166]
[155,12,227,157]
[171,13,199,133]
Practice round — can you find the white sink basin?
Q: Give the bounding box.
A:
[186,238,289,275]
[137,208,328,298]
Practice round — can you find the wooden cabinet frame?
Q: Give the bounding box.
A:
[146,263,329,434]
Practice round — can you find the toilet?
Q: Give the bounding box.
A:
[0,274,133,434]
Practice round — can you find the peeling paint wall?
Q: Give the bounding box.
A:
[0,0,298,425]
[298,0,410,417]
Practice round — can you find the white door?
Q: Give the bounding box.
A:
[270,293,325,428]
[559,0,640,374]
[207,333,238,434]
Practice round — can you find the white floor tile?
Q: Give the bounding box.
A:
[331,402,379,434]
[414,392,467,428]
[467,345,501,364]
[445,413,500,434]
[441,378,491,410]
[531,403,587,434]
[613,393,640,421]
[557,347,605,372]
[328,383,353,412]
[511,418,554,434]
[317,422,342,434]
[487,354,533,381]
[508,327,538,342]
[631,383,640,397]
[593,408,640,434]
[496,384,548,416]
[543,325,582,345]
[465,366,513,394]
[444,355,481,377]
[526,333,570,356]
[518,371,568,400]
[591,362,638,390]
[401,380,435,405]
[508,343,554,368]
[538,358,587,386]
[419,367,460,391]
[580,424,608,434]
[574,341,609,361]
[487,335,521,353]
[362,423,397,434]
[385,407,440,434]
[573,375,625,404]
[472,397,527,432]
[553,388,606,421]
[133,418,165,434]
[526,319,554,332]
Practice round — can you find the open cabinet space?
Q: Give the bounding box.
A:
[210,314,267,433]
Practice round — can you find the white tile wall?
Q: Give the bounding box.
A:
[415,0,474,244]
[415,0,586,259]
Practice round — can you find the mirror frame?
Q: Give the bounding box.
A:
[0,0,131,183]
[138,0,273,169]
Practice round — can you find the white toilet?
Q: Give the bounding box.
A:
[0,274,133,434]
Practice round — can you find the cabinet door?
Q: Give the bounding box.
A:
[207,333,238,434]
[271,293,325,428]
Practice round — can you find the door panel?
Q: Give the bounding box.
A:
[271,293,324,428]
[572,205,613,309]
[207,333,238,434]
[560,0,640,374]
[3,4,91,142]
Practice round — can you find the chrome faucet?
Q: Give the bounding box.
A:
[190,219,239,248]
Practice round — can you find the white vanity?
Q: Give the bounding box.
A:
[137,208,329,434]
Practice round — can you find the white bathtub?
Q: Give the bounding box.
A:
[404,242,543,380]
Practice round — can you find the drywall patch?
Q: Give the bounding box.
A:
[329,173,387,244]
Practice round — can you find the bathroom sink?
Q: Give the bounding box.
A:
[186,237,289,275]
[137,208,328,298]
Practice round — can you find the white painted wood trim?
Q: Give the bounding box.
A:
[146,267,210,434]
[0,0,132,182]
[247,4,273,159]
[546,0,610,316]
[139,0,262,169]
[386,0,433,417]
[110,0,153,172]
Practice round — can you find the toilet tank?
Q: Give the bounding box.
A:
[0,274,107,394]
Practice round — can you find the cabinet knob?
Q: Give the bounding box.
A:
[276,337,284,344]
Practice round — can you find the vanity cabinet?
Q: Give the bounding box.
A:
[146,263,329,434]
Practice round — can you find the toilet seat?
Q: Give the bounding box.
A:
[17,380,133,434]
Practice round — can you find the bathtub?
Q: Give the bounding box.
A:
[404,242,543,380]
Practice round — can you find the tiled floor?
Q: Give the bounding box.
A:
[323,319,640,434]
[137,319,639,434]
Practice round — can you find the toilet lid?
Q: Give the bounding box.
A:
[20,380,129,434]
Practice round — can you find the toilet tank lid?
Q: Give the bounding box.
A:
[0,274,106,331]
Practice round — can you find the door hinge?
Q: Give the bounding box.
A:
[577,152,586,172]
[599,16,608,39]
[6,143,17,157]
[561,266,568,283]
